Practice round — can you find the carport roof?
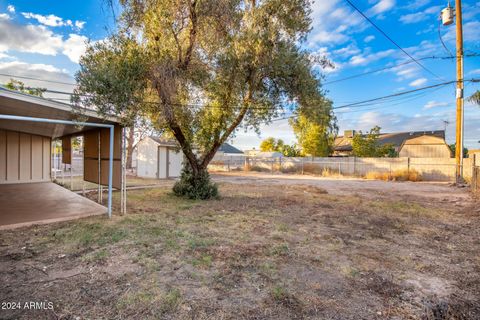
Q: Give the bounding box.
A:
[0,87,121,138]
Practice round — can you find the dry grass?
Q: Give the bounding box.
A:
[0,182,478,319]
[365,168,422,182]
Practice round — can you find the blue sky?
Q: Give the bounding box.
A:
[0,0,479,150]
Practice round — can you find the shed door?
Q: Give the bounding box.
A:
[167,148,183,178]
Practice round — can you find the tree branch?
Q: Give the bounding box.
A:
[180,0,198,70]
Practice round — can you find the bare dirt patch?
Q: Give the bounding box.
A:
[0,179,479,319]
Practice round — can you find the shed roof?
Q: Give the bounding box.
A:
[149,136,178,147]
[334,130,446,152]
[0,87,121,138]
[402,135,447,145]
[218,143,243,154]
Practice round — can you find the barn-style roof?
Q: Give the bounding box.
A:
[334,130,446,152]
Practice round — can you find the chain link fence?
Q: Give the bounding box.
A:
[209,156,476,182]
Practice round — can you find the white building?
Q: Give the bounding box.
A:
[136,137,184,179]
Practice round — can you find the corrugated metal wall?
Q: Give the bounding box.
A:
[0,129,51,184]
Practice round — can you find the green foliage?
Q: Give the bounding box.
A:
[5,79,46,97]
[260,137,301,156]
[290,111,337,157]
[75,0,335,198]
[469,90,480,105]
[352,126,397,158]
[281,144,302,157]
[449,143,468,158]
[260,137,283,152]
[173,163,218,200]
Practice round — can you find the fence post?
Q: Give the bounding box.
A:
[353,157,356,176]
[301,157,304,175]
[407,157,410,175]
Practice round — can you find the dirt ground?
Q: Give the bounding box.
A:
[0,175,479,320]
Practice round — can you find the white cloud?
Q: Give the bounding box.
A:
[364,35,375,43]
[0,52,14,60]
[399,5,441,24]
[308,1,366,47]
[7,5,15,13]
[62,34,88,63]
[423,100,449,109]
[22,12,71,27]
[444,21,480,43]
[0,17,89,63]
[21,12,85,30]
[468,69,480,76]
[368,0,396,16]
[0,18,63,55]
[409,78,427,87]
[75,20,86,30]
[349,49,396,66]
[0,60,75,100]
[0,13,10,20]
[403,0,431,10]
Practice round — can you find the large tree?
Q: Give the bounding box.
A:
[74,0,334,198]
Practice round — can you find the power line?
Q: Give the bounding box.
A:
[270,79,479,122]
[344,0,445,81]
[323,54,479,86]
[0,73,77,86]
[2,52,479,92]
[334,81,459,110]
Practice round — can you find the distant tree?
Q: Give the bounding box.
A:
[352,126,396,158]
[260,137,284,152]
[259,137,301,156]
[5,79,46,97]
[449,143,468,158]
[469,90,480,106]
[290,107,337,158]
[281,144,302,157]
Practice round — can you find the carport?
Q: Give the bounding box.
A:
[0,87,126,229]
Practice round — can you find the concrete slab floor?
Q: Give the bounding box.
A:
[0,182,107,230]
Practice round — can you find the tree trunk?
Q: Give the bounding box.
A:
[126,126,135,169]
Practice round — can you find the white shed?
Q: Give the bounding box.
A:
[136,137,184,179]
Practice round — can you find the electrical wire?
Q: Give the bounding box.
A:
[0,73,77,86]
[438,20,454,58]
[269,79,473,122]
[323,53,479,86]
[345,0,445,81]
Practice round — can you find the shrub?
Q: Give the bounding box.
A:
[365,169,422,182]
[173,164,218,200]
[392,169,422,182]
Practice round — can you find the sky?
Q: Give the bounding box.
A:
[0,0,479,151]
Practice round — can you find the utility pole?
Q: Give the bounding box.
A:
[442,1,464,183]
[454,0,464,183]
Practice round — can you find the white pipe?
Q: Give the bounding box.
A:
[0,114,115,217]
